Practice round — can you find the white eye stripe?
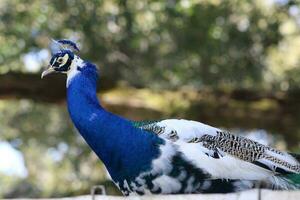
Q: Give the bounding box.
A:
[51,57,57,65]
[56,54,69,67]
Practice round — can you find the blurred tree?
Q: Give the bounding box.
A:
[0,0,299,91]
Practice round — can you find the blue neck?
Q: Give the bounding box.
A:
[66,62,163,182]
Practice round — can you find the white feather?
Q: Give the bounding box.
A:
[157,119,219,142]
[154,119,299,181]
[66,55,84,87]
[152,175,182,193]
[176,140,273,180]
[151,141,177,174]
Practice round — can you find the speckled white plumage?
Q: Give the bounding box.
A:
[141,119,300,188]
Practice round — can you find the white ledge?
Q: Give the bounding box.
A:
[6,189,300,200]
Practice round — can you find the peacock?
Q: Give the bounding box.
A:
[41,39,300,195]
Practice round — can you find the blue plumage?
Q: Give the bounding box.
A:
[66,62,164,182]
[57,39,80,51]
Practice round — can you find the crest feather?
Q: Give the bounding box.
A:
[52,39,80,52]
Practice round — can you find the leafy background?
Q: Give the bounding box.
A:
[0,0,300,197]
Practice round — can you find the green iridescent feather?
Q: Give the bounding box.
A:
[131,120,160,128]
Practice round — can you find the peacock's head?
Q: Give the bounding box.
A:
[41,39,80,78]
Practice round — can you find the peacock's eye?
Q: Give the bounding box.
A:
[57,58,63,63]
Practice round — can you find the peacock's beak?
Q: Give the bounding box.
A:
[41,65,56,79]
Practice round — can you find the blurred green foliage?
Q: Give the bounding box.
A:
[1,0,300,90]
[0,100,119,197]
[1,0,300,198]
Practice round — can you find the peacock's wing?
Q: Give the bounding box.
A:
[133,119,300,181]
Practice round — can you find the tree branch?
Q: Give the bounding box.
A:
[0,72,116,103]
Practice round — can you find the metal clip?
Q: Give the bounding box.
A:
[91,185,106,200]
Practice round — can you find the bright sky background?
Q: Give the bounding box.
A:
[0,141,28,178]
[23,49,49,72]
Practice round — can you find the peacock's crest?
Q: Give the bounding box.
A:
[51,39,80,53]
